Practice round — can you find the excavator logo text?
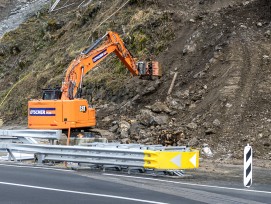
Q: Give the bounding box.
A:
[29,108,56,116]
[92,49,108,63]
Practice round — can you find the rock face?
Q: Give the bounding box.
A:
[0,0,49,37]
[1,0,271,159]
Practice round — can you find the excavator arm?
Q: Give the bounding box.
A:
[61,31,140,100]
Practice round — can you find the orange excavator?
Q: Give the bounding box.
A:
[28,31,161,133]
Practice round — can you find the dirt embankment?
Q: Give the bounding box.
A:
[0,0,271,160]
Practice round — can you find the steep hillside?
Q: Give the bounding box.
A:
[0,0,16,19]
[0,0,271,160]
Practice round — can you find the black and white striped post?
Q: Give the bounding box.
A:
[244,144,252,188]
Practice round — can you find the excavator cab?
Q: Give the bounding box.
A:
[137,61,147,75]
[42,88,62,100]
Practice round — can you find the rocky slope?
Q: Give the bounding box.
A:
[0,0,271,160]
[0,0,49,36]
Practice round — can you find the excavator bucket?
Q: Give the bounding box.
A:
[151,61,162,77]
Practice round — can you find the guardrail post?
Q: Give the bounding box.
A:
[7,149,17,162]
[67,127,71,146]
[36,154,45,164]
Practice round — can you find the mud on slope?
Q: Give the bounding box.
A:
[0,0,271,160]
[153,0,271,159]
[98,0,271,160]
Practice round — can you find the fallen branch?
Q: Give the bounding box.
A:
[167,72,178,95]
[51,2,75,12]
[49,0,61,12]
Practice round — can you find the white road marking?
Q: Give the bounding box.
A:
[0,163,73,172]
[0,181,168,204]
[103,173,271,195]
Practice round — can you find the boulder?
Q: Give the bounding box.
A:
[153,115,169,125]
[88,128,115,141]
[186,122,197,130]
[109,124,118,133]
[256,22,262,27]
[264,30,271,38]
[130,121,140,136]
[183,43,196,54]
[201,144,213,157]
[138,129,148,139]
[213,119,221,127]
[136,109,155,126]
[141,138,150,143]
[150,101,171,113]
[188,137,199,147]
[205,128,215,135]
[119,120,130,138]
[121,138,130,144]
[102,116,111,122]
[142,85,156,95]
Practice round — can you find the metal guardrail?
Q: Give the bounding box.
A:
[0,129,62,140]
[83,142,188,151]
[0,136,38,144]
[0,143,199,170]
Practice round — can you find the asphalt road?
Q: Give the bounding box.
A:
[0,163,270,204]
